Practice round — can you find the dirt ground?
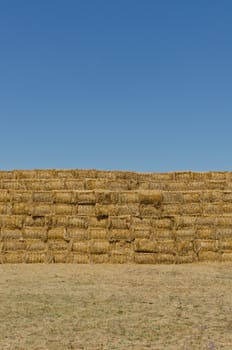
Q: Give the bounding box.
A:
[0,263,232,350]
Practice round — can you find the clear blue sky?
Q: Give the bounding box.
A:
[1,0,231,172]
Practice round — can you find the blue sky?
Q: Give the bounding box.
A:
[0,0,231,172]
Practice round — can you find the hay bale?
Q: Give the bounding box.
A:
[53,191,74,204]
[198,251,220,262]
[108,229,131,241]
[24,252,46,263]
[134,253,156,264]
[95,204,117,217]
[95,190,118,204]
[12,203,31,215]
[155,218,174,229]
[24,215,46,227]
[117,204,139,216]
[108,216,130,230]
[196,228,216,240]
[203,203,223,215]
[53,252,67,263]
[162,192,183,204]
[88,216,108,228]
[72,241,89,253]
[176,229,195,240]
[89,240,110,254]
[48,227,64,240]
[48,240,69,251]
[110,254,130,263]
[156,240,175,254]
[0,215,23,229]
[162,204,181,216]
[90,254,109,263]
[0,190,10,202]
[68,216,88,228]
[134,239,158,253]
[118,191,139,203]
[32,204,51,216]
[131,217,151,229]
[23,226,48,242]
[155,253,176,264]
[108,181,129,191]
[221,252,232,262]
[133,228,151,239]
[138,190,163,205]
[71,253,89,263]
[140,204,160,217]
[175,252,197,264]
[33,191,53,203]
[194,239,218,252]
[216,228,232,239]
[183,192,201,203]
[76,191,96,204]
[219,239,232,251]
[175,216,196,228]
[154,229,174,240]
[1,252,25,263]
[69,228,88,241]
[65,179,85,190]
[78,204,95,216]
[222,203,232,214]
[216,216,232,227]
[26,240,47,251]
[88,228,108,239]
[53,204,74,215]
[0,228,22,240]
[176,240,194,254]
[2,241,26,251]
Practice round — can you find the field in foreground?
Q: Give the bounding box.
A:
[0,263,232,350]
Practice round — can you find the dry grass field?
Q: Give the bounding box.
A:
[0,263,232,350]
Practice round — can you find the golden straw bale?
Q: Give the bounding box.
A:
[2,241,26,251]
[95,190,118,204]
[162,192,183,204]
[90,254,109,263]
[85,178,108,190]
[95,204,118,217]
[176,229,195,240]
[161,204,181,216]
[108,216,130,230]
[216,228,232,239]
[174,171,192,181]
[175,216,196,228]
[183,191,201,203]
[71,253,89,263]
[194,239,218,253]
[223,192,232,202]
[108,229,131,241]
[11,191,32,202]
[216,216,232,227]
[134,253,156,264]
[53,252,67,263]
[49,215,68,227]
[32,204,51,216]
[221,252,232,262]
[88,216,108,228]
[203,203,223,215]
[48,227,64,240]
[26,240,47,251]
[107,180,129,191]
[76,191,96,204]
[117,204,139,216]
[53,204,74,215]
[176,240,194,254]
[1,228,22,240]
[69,228,88,241]
[182,203,202,215]
[219,239,232,251]
[131,217,151,229]
[1,252,25,263]
[153,229,174,240]
[43,179,65,190]
[196,228,216,240]
[23,226,48,242]
[118,191,139,204]
[198,251,220,262]
[133,228,150,239]
[109,254,129,264]
[155,218,174,229]
[24,252,46,263]
[155,253,176,264]
[156,240,175,254]
[33,191,53,203]
[72,241,89,253]
[195,216,216,226]
[0,202,12,215]
[65,179,85,190]
[88,228,108,240]
[68,216,88,228]
[24,215,46,227]
[175,252,197,264]
[78,204,95,216]
[140,205,160,217]
[222,203,232,215]
[89,240,110,254]
[53,191,74,204]
[134,239,158,253]
[0,215,23,229]
[48,240,69,251]
[0,190,10,202]
[138,190,163,205]
[201,191,222,202]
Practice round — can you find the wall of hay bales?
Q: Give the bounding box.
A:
[0,169,232,263]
